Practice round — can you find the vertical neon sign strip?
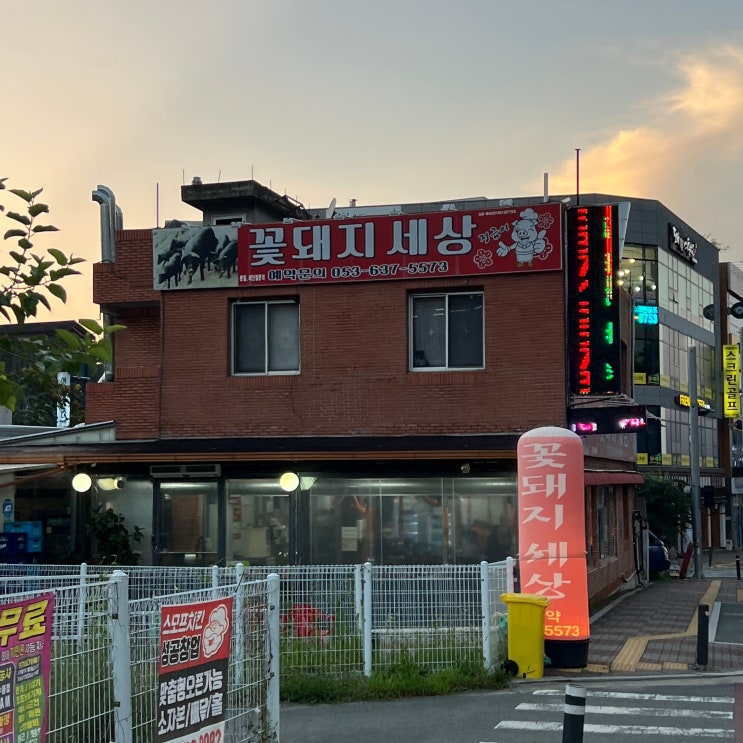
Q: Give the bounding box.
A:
[517,427,589,668]
[603,205,613,307]
[576,208,591,394]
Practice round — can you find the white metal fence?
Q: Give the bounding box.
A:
[0,566,280,743]
[248,558,515,676]
[0,558,514,741]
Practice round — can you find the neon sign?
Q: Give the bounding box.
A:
[567,205,622,396]
[567,405,647,435]
[635,305,658,325]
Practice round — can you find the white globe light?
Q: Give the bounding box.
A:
[279,472,300,492]
[72,473,93,493]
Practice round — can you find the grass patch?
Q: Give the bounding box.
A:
[280,659,510,704]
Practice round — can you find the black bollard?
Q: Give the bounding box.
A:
[562,683,586,743]
[696,604,709,669]
[737,554,741,580]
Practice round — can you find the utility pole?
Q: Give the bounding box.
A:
[689,345,703,579]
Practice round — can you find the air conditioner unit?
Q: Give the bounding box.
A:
[149,464,221,479]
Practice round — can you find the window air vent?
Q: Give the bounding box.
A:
[149,464,221,479]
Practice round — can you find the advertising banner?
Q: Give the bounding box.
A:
[237,203,563,287]
[517,427,589,668]
[158,598,233,743]
[0,592,55,743]
[723,344,740,418]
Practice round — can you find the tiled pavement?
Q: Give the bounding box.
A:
[543,552,743,677]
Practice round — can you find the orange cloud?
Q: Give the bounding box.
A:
[548,46,743,198]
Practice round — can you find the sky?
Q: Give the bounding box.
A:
[4,0,743,322]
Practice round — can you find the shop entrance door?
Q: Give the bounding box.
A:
[154,481,220,567]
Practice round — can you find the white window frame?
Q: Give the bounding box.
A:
[232,300,300,376]
[408,292,485,371]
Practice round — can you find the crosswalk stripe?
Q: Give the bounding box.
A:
[533,688,734,703]
[495,720,731,736]
[516,701,732,718]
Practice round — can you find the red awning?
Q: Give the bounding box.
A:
[584,471,644,486]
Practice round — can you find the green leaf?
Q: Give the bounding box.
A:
[9,251,27,264]
[78,318,103,334]
[55,329,81,349]
[18,238,33,251]
[6,211,31,226]
[9,189,33,203]
[46,284,67,303]
[68,256,86,265]
[3,229,27,240]
[104,323,127,334]
[27,203,49,217]
[0,178,7,190]
[49,267,81,281]
[30,188,43,200]
[89,347,112,362]
[47,248,68,265]
[38,295,51,312]
[10,306,26,323]
[31,224,58,233]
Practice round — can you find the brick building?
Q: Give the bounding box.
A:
[0,180,644,602]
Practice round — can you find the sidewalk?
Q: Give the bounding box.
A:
[544,550,743,677]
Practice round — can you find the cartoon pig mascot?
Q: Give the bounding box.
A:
[497,208,546,267]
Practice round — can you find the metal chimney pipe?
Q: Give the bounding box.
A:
[91,185,118,262]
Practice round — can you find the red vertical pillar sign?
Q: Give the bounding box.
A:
[517,426,590,668]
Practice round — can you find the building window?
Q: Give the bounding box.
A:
[233,300,299,374]
[595,486,616,559]
[409,292,484,370]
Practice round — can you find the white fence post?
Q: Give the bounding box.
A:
[354,564,363,635]
[363,562,372,677]
[111,570,133,743]
[211,564,219,597]
[234,563,245,688]
[480,561,492,671]
[266,573,280,743]
[77,562,88,643]
[506,555,515,592]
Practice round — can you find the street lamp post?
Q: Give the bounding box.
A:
[689,345,703,579]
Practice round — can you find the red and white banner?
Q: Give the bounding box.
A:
[238,202,563,286]
[158,597,233,743]
[517,427,589,646]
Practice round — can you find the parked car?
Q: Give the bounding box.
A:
[648,531,671,573]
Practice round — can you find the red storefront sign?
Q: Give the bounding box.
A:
[517,427,589,667]
[158,598,233,743]
[237,202,563,286]
[0,592,54,743]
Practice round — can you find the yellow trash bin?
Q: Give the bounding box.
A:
[500,592,550,679]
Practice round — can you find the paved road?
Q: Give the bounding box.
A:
[280,676,743,742]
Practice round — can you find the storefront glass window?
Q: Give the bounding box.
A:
[302,476,517,566]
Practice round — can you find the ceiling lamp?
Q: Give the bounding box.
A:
[72,472,93,493]
[279,472,300,492]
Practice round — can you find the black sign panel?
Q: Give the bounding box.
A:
[567,205,622,396]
